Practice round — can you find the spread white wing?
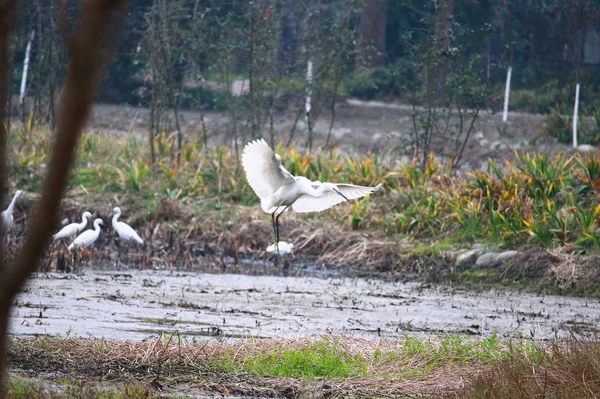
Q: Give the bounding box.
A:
[242,139,294,202]
[292,183,381,213]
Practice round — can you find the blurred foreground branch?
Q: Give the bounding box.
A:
[0,0,16,272]
[0,0,130,396]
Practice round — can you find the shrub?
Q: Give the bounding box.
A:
[543,106,600,146]
[345,66,400,100]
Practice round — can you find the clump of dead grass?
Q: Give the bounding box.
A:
[17,334,600,398]
[7,335,510,398]
[460,337,600,398]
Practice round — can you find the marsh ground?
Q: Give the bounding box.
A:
[6,99,600,398]
[11,268,600,341]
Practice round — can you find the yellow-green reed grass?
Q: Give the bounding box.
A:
[182,142,195,163]
[399,152,437,189]
[449,195,485,240]
[575,152,600,192]
[350,193,371,230]
[154,130,174,158]
[279,146,385,188]
[80,133,99,155]
[114,156,150,192]
[12,123,600,250]
[515,152,572,199]
[573,205,600,235]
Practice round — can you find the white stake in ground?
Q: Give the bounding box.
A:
[305,60,313,124]
[573,83,580,149]
[502,66,512,123]
[19,30,35,105]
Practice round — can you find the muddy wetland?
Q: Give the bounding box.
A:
[10,267,600,341]
[7,102,600,397]
[8,263,600,398]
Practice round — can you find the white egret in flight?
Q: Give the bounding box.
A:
[112,207,144,245]
[53,211,93,240]
[242,139,381,249]
[1,190,23,231]
[68,218,104,250]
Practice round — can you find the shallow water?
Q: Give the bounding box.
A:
[8,268,600,341]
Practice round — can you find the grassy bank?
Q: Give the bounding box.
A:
[6,334,600,398]
[6,124,600,289]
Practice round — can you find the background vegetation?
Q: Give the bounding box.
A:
[8,124,600,255]
[5,0,600,162]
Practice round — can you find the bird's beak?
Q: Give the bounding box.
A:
[333,189,349,202]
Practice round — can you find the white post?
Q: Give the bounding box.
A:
[573,83,580,149]
[502,66,512,123]
[19,30,35,105]
[305,60,313,120]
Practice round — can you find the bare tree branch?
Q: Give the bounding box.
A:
[0,0,17,245]
[0,3,17,395]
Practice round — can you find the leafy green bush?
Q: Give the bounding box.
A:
[543,106,600,145]
[510,77,600,115]
[345,66,400,100]
[509,90,537,113]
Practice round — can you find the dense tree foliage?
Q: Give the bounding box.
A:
[2,0,597,140]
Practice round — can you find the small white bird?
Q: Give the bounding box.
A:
[1,190,23,231]
[266,241,294,255]
[242,139,381,249]
[53,211,93,240]
[112,207,143,245]
[68,218,104,250]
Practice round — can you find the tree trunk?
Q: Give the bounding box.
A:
[0,301,7,397]
[430,0,455,102]
[358,0,388,67]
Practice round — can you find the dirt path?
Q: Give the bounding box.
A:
[9,268,600,341]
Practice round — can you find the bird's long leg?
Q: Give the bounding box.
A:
[126,239,133,265]
[274,206,289,253]
[271,213,277,244]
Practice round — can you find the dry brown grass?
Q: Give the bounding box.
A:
[8,335,486,398]
[460,338,600,398]
[11,334,600,398]
[12,197,418,275]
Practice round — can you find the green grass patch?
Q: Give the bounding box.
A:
[228,339,367,379]
[409,239,456,257]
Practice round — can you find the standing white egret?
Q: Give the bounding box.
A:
[68,218,104,250]
[53,211,93,240]
[112,207,144,245]
[241,139,381,249]
[1,190,23,231]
